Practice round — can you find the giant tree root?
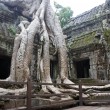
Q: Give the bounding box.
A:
[0,87,27,95]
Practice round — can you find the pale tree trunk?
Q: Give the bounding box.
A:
[16,22,28,82]
[45,3,74,85]
[6,21,28,81]
[7,35,21,81]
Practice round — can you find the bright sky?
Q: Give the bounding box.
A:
[51,0,106,17]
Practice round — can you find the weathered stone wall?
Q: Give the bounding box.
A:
[0,2,28,56]
[69,44,107,80]
[0,22,15,56]
[64,16,103,39]
[0,37,14,56]
[0,3,17,56]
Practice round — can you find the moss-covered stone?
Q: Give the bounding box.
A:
[103,28,110,44]
[70,31,99,49]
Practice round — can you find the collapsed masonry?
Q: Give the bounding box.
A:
[0,0,110,81]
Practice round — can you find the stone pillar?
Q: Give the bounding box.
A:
[106,49,110,80]
[89,52,97,79]
[71,60,77,79]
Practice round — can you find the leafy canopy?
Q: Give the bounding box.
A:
[54,2,73,28]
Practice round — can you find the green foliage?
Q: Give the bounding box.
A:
[8,26,16,36]
[54,2,73,28]
[103,28,110,37]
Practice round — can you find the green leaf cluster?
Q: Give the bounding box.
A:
[54,2,73,28]
[8,26,16,36]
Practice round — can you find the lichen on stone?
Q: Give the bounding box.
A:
[103,28,110,44]
[70,31,99,49]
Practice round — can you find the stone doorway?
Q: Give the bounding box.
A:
[74,59,90,78]
[0,55,11,79]
[50,60,58,81]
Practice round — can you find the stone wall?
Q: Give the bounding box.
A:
[0,37,14,56]
[0,2,28,56]
[0,3,17,56]
[69,44,107,80]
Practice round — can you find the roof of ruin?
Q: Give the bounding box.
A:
[64,3,106,30]
[64,0,110,50]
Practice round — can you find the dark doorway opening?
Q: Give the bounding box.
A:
[75,59,90,78]
[0,56,11,79]
[50,61,58,81]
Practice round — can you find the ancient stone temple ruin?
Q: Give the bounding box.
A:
[1,1,110,109]
[0,0,110,81]
[64,0,110,81]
